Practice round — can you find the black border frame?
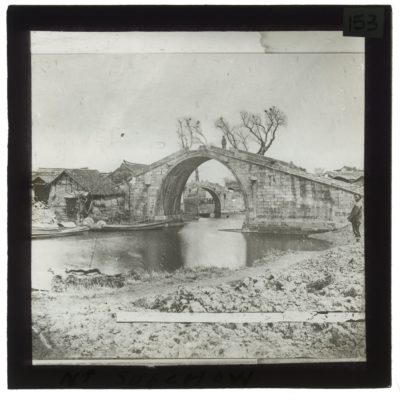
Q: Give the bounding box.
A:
[7,5,392,388]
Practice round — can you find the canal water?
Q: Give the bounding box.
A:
[31,215,331,290]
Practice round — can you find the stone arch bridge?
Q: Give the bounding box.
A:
[128,146,362,235]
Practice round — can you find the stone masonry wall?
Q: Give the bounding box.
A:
[247,168,356,232]
[90,196,126,223]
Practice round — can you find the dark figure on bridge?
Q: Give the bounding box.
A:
[348,194,363,242]
[221,135,227,149]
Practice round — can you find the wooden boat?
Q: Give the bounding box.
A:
[31,225,59,231]
[220,227,335,236]
[91,220,169,232]
[237,222,349,237]
[198,203,213,218]
[198,212,211,218]
[31,225,90,239]
[91,219,187,232]
[163,220,185,228]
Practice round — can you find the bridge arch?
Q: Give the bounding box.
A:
[154,152,250,223]
[199,185,222,218]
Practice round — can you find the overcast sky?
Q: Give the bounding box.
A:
[32,31,364,183]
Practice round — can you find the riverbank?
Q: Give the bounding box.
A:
[32,225,365,362]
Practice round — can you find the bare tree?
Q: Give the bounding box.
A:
[216,106,287,155]
[177,117,208,150]
[215,117,250,151]
[241,107,287,155]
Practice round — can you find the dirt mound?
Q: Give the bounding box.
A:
[136,243,365,313]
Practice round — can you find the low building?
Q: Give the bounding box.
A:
[32,168,64,202]
[109,160,147,184]
[44,168,125,223]
[107,160,148,219]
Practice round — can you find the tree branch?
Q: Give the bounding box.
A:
[177,117,208,150]
[218,106,287,155]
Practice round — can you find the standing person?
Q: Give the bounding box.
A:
[348,194,363,242]
[221,135,227,149]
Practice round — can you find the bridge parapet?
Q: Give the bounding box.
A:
[137,145,362,196]
[198,146,363,196]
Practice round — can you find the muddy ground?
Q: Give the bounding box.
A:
[32,226,365,362]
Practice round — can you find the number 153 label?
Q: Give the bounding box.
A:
[344,7,384,38]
